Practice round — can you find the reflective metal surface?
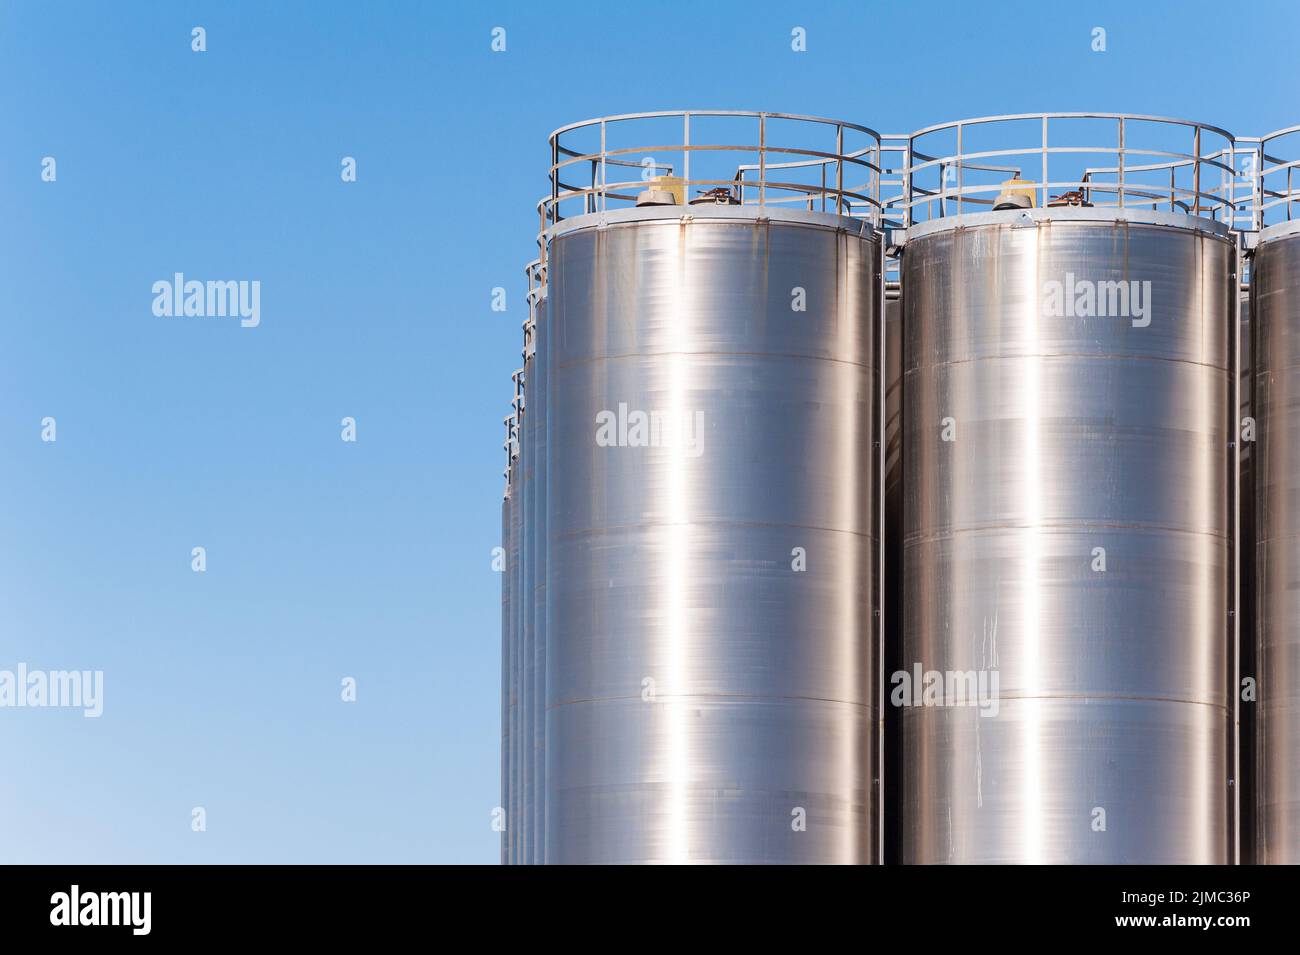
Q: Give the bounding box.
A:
[506,399,522,865]
[520,358,535,867]
[499,439,513,866]
[1238,279,1255,864]
[545,207,880,864]
[882,290,903,864]
[519,333,536,865]
[531,291,549,862]
[900,209,1234,863]
[1254,223,1300,864]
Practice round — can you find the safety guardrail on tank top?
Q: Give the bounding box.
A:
[888,112,1238,226]
[1254,126,1300,229]
[540,110,886,240]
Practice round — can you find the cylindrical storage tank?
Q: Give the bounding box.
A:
[900,204,1235,863]
[881,285,903,864]
[1238,271,1254,864]
[507,378,524,865]
[1254,217,1300,864]
[545,200,880,863]
[500,417,514,866]
[518,326,536,865]
[530,276,549,862]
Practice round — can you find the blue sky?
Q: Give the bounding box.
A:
[1,0,1296,863]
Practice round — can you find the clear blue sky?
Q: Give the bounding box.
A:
[1,0,1296,863]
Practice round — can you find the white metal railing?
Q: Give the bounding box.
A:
[1256,126,1300,229]
[536,111,1300,237]
[523,259,544,349]
[503,369,523,492]
[543,110,885,231]
[502,413,516,490]
[891,112,1238,226]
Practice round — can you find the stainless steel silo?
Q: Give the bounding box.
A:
[1238,273,1255,864]
[881,283,903,864]
[529,266,549,863]
[519,319,536,865]
[1254,214,1300,865]
[508,373,524,865]
[542,111,883,864]
[500,415,515,865]
[897,114,1236,864]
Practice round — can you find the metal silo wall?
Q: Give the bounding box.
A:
[531,292,549,863]
[882,289,903,864]
[507,404,522,864]
[545,208,880,864]
[500,451,513,866]
[1238,278,1255,865]
[1253,224,1300,864]
[519,344,535,865]
[900,211,1234,863]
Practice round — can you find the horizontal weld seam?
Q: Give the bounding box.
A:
[904,522,1231,544]
[902,351,1230,374]
[553,520,878,541]
[548,694,871,710]
[898,692,1229,713]
[555,351,875,371]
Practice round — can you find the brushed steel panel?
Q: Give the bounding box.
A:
[899,699,1228,864]
[904,529,1228,703]
[904,220,1230,369]
[549,696,869,864]
[549,524,870,709]
[906,356,1229,538]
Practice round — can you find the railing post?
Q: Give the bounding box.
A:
[758,113,767,206]
[875,138,883,227]
[1192,125,1201,214]
[905,136,914,228]
[1255,148,1261,230]
[1042,115,1049,209]
[683,112,691,203]
[836,123,844,215]
[955,123,963,217]
[599,119,607,213]
[1117,117,1126,208]
[550,136,559,209]
[1224,143,1232,224]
